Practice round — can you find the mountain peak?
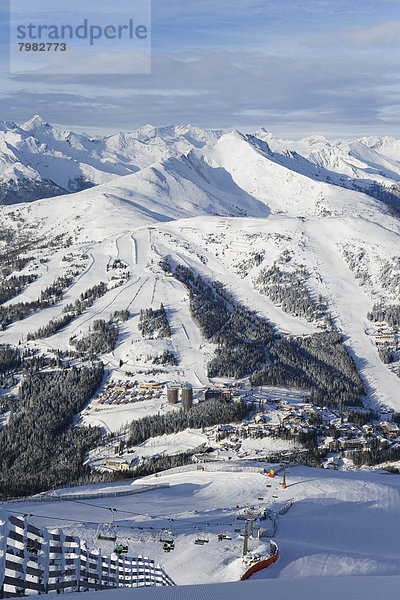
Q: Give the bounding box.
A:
[21,114,51,131]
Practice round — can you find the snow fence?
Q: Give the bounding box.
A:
[0,483,169,505]
[152,463,266,478]
[0,513,174,598]
[240,541,279,581]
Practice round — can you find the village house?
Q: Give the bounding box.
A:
[379,421,399,438]
[282,414,303,426]
[104,458,131,471]
[339,439,364,452]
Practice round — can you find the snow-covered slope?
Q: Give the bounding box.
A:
[2,118,400,415]
[360,134,400,163]
[3,116,400,207]
[255,127,400,191]
[1,178,400,412]
[3,465,400,592]
[0,117,400,600]
[22,576,400,600]
[0,117,223,203]
[2,121,400,595]
[203,131,394,219]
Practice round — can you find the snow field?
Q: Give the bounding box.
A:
[3,465,400,590]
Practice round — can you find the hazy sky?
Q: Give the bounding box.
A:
[1,0,400,137]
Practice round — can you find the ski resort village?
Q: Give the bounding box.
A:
[1,118,400,599]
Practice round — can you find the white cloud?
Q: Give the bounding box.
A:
[345,21,400,45]
[1,2,400,137]
[0,47,398,137]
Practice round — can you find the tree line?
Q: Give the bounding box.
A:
[0,273,37,304]
[251,332,366,407]
[368,303,400,329]
[27,281,110,340]
[0,363,107,498]
[167,262,276,379]
[131,444,213,478]
[254,259,329,324]
[128,397,252,448]
[71,319,119,358]
[153,350,178,366]
[0,275,74,331]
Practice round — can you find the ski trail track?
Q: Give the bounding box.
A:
[304,218,400,410]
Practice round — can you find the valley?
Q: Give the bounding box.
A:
[1,117,400,593]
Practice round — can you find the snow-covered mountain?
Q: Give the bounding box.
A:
[0,116,223,204]
[1,116,400,420]
[3,118,400,598]
[2,116,400,208]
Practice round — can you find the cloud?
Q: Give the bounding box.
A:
[10,50,151,76]
[0,47,399,137]
[345,21,400,45]
[1,0,400,137]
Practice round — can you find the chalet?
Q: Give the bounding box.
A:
[362,424,374,435]
[379,421,399,438]
[192,454,220,464]
[282,414,302,426]
[218,424,235,432]
[104,458,131,471]
[374,334,396,345]
[203,389,232,401]
[328,439,341,452]
[255,415,269,424]
[285,425,299,436]
[339,438,364,451]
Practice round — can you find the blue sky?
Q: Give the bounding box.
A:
[0,0,400,137]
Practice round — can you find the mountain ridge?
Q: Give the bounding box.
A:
[2,115,400,212]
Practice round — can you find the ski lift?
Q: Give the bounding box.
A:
[159,528,175,552]
[163,541,175,553]
[194,527,209,545]
[114,543,128,556]
[159,528,173,544]
[194,534,204,545]
[97,508,117,541]
[217,533,232,542]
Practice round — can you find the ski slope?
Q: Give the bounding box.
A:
[1,188,400,418]
[1,119,400,433]
[28,575,400,600]
[3,119,400,598]
[2,465,400,591]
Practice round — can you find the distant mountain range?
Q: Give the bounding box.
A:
[1,115,400,212]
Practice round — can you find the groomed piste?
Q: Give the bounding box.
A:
[1,464,400,595]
